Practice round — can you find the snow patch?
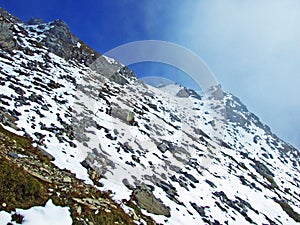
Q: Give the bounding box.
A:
[0,200,72,225]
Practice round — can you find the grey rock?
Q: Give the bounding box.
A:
[111,106,134,125]
[176,87,202,99]
[176,88,189,98]
[190,202,207,217]
[157,142,168,153]
[109,73,128,85]
[133,186,171,217]
[0,16,17,50]
[1,8,135,86]
[122,178,134,190]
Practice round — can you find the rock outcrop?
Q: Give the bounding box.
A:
[0,7,300,225]
[133,185,171,217]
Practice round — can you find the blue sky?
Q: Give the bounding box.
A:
[1,0,300,149]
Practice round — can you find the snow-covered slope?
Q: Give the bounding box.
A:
[0,8,299,225]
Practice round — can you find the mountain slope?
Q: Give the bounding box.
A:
[0,8,299,225]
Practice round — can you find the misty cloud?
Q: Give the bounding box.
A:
[141,0,300,149]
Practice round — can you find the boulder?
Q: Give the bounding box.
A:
[157,142,168,153]
[109,73,128,85]
[111,106,135,125]
[133,186,170,217]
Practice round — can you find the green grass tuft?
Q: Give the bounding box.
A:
[0,158,48,211]
[0,125,156,224]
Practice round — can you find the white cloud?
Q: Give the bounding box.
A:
[142,0,300,148]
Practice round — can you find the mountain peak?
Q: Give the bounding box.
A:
[27,17,45,25]
[0,8,300,225]
[176,87,202,100]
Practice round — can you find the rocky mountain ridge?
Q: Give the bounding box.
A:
[0,8,299,225]
[0,8,135,84]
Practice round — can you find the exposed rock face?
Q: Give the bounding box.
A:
[176,87,201,99]
[0,8,21,50]
[226,93,271,133]
[0,7,135,83]
[39,18,136,82]
[41,19,100,66]
[0,20,15,49]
